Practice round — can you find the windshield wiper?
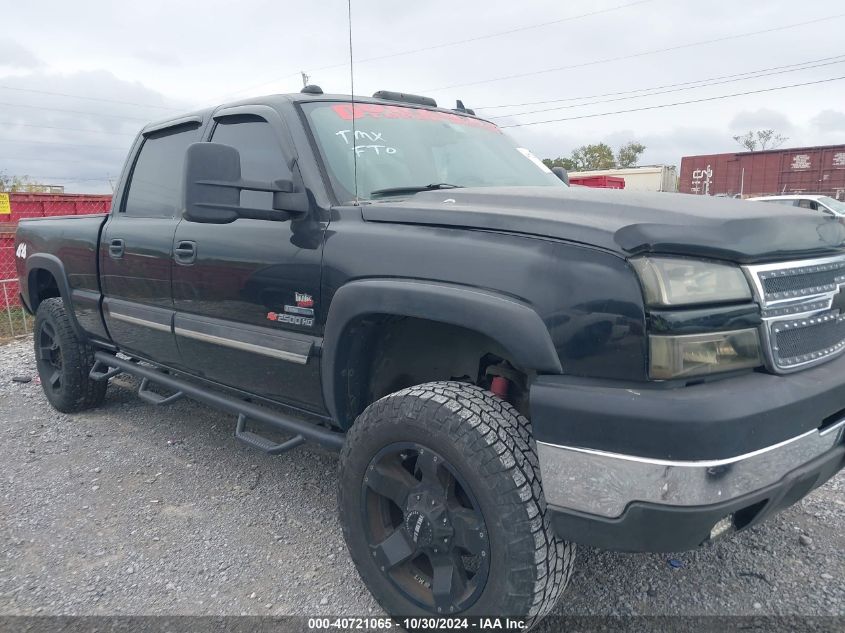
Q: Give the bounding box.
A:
[369,183,463,198]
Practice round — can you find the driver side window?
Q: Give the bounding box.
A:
[210,115,289,209]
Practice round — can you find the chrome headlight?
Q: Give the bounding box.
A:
[631,257,752,307]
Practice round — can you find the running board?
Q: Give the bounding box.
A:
[235,414,305,455]
[138,377,185,406]
[91,351,345,452]
[89,359,124,381]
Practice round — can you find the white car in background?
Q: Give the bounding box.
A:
[748,194,845,216]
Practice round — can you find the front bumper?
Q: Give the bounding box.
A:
[538,418,845,519]
[548,442,844,552]
[531,357,845,552]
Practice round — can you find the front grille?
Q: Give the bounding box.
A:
[763,269,840,295]
[757,260,845,301]
[773,314,845,366]
[747,255,845,373]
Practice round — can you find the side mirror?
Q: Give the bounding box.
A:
[552,166,569,185]
[182,142,309,224]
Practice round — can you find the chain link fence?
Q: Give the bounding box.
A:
[1,236,32,341]
[0,280,31,341]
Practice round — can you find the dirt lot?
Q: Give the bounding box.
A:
[1,338,843,621]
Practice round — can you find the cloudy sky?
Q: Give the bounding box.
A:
[1,0,844,192]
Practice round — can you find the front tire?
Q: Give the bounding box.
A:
[338,381,574,626]
[34,297,107,413]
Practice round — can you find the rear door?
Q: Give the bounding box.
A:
[100,121,203,365]
[171,106,325,412]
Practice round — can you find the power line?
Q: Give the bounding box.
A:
[2,175,113,183]
[0,137,128,150]
[0,121,136,136]
[476,54,845,110]
[345,0,658,66]
[0,84,180,111]
[500,75,845,128]
[0,101,150,122]
[427,12,845,92]
[0,156,120,163]
[489,57,845,119]
[215,0,656,100]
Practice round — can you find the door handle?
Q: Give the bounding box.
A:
[174,240,197,264]
[109,238,125,258]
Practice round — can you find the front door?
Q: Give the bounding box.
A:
[171,108,326,413]
[100,122,203,365]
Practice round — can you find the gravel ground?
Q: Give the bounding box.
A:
[1,337,843,620]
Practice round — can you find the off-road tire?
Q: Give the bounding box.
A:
[34,297,107,413]
[338,381,574,626]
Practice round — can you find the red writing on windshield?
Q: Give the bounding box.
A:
[330,103,499,132]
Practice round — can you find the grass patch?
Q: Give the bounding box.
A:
[0,306,32,342]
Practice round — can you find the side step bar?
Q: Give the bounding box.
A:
[90,351,345,452]
[235,414,305,455]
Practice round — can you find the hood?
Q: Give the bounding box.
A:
[360,186,845,264]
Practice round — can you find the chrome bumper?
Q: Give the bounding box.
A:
[537,419,845,518]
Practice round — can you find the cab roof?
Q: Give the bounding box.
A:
[140,91,490,137]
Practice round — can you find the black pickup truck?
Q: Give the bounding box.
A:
[13,87,845,625]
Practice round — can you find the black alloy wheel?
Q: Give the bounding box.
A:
[362,442,489,614]
[37,319,64,394]
[33,297,107,413]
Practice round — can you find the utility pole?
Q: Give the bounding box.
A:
[301,71,310,88]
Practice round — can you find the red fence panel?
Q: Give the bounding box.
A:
[0,193,112,309]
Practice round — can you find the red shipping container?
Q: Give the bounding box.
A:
[570,175,626,189]
[680,144,845,199]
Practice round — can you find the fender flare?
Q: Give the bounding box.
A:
[321,278,563,426]
[25,253,86,338]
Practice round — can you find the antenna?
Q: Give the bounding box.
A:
[300,71,310,88]
[347,0,359,203]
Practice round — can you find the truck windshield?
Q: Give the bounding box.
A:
[819,196,845,214]
[302,101,564,201]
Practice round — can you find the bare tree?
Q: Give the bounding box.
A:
[733,129,789,152]
[0,171,53,193]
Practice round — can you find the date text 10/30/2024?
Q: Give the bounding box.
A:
[307,617,527,630]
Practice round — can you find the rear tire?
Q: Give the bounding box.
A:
[338,381,574,627]
[34,297,107,413]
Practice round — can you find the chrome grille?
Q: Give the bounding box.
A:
[756,259,845,302]
[762,269,841,296]
[772,313,845,367]
[745,254,845,373]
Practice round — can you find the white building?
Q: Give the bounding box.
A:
[569,165,677,192]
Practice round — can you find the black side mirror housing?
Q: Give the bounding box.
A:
[552,166,569,185]
[182,142,309,224]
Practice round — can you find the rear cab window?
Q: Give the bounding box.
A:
[123,124,202,218]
